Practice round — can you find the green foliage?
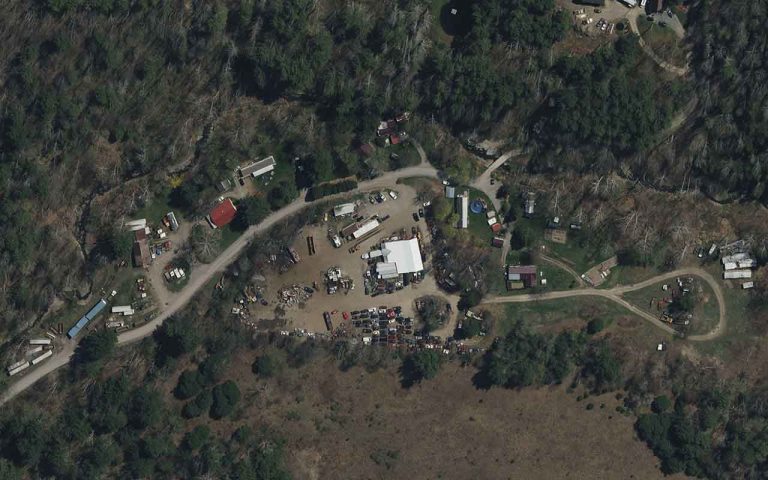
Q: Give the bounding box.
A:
[533,37,672,155]
[582,342,622,393]
[0,413,46,466]
[154,315,201,360]
[401,349,443,387]
[652,395,672,414]
[88,375,131,434]
[458,288,483,311]
[305,179,358,201]
[210,381,241,419]
[236,196,271,229]
[586,318,606,335]
[480,321,589,389]
[75,328,117,367]
[175,369,205,400]
[199,353,229,386]
[129,387,165,430]
[252,353,285,378]
[182,390,213,419]
[184,425,211,451]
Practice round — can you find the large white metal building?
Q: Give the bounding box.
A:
[377,238,424,276]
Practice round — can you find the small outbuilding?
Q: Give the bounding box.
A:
[207,198,238,228]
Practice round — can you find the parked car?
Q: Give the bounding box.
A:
[388,190,398,200]
[412,213,419,222]
[342,312,349,320]
[418,208,424,218]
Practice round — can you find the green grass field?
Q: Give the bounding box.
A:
[495,297,637,338]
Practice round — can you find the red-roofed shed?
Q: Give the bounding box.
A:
[208,198,237,228]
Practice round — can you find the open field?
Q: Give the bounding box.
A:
[174,352,682,480]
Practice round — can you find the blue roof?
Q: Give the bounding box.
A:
[85,299,107,321]
[68,299,107,338]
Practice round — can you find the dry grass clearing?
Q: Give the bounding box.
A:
[204,352,685,480]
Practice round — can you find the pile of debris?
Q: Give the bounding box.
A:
[277,284,314,307]
[325,267,354,294]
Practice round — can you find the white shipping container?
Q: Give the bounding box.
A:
[742,282,755,289]
[723,262,738,271]
[722,253,749,265]
[27,346,43,355]
[122,309,135,316]
[738,259,756,269]
[8,359,28,370]
[8,363,30,376]
[724,270,752,280]
[31,350,53,365]
[29,338,52,346]
[111,306,133,314]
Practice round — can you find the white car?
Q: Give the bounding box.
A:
[389,190,398,200]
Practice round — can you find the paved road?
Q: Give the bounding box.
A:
[483,267,725,341]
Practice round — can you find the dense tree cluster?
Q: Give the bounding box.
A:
[532,36,681,158]
[478,321,621,392]
[635,384,768,478]
[680,1,768,201]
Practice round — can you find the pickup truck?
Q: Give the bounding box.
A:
[323,312,333,331]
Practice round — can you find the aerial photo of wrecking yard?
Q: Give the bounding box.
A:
[0,0,766,478]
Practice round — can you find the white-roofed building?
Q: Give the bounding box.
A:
[333,203,356,217]
[380,238,424,274]
[352,219,380,239]
[239,156,276,178]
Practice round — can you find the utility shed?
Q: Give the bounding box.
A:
[333,203,356,217]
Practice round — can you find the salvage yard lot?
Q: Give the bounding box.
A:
[248,182,452,333]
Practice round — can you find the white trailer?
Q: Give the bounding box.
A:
[106,321,125,328]
[724,270,752,280]
[8,362,30,376]
[722,253,749,265]
[723,262,738,271]
[738,259,756,269]
[31,350,53,365]
[8,359,28,371]
[742,282,755,289]
[111,305,133,314]
[29,338,52,346]
[27,346,43,356]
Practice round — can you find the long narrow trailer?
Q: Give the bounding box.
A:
[68,298,108,338]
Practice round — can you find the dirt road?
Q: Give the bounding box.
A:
[540,254,587,287]
[483,267,725,341]
[626,9,689,77]
[470,148,525,211]
[0,162,441,406]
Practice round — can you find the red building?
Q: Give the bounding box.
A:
[506,265,537,290]
[207,198,237,228]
